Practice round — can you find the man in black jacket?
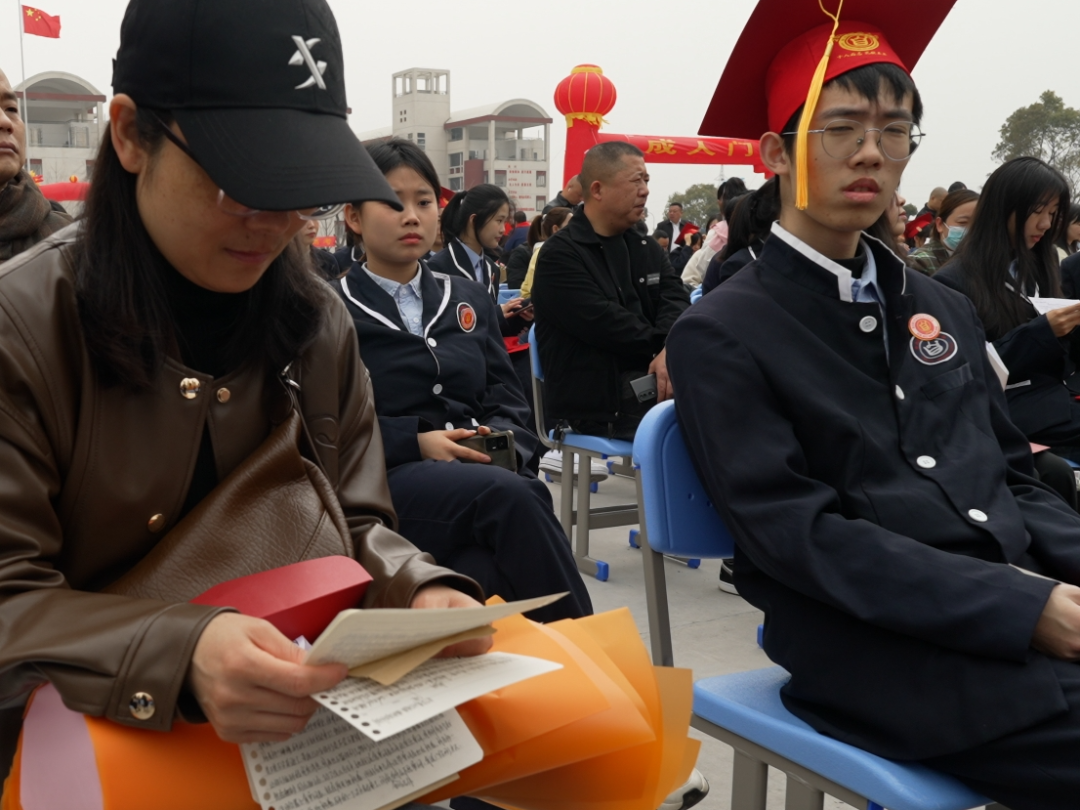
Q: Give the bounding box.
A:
[532,142,689,440]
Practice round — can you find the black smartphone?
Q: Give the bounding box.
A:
[509,297,533,313]
[629,373,658,403]
[455,430,518,471]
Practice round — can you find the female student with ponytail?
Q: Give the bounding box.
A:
[429,185,533,336]
[336,139,591,624]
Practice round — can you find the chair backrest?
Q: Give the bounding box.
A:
[527,325,556,449]
[528,324,544,382]
[633,400,736,558]
[690,286,704,304]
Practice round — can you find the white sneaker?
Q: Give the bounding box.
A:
[659,768,709,810]
[539,450,610,482]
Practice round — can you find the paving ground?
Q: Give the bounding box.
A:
[546,468,850,810]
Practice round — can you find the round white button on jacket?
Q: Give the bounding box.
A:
[968,509,989,523]
[428,338,437,347]
[445,422,454,430]
[916,455,936,469]
[895,386,905,400]
[433,384,443,395]
[859,316,878,333]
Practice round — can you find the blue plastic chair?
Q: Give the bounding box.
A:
[528,325,640,581]
[632,401,1002,810]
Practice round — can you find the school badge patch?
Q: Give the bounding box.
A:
[457,302,477,333]
[909,333,958,366]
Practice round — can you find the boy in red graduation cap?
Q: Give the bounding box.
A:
[668,1,1080,806]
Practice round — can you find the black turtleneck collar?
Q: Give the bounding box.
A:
[159,260,251,378]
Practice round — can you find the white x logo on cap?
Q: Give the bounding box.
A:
[289,36,327,90]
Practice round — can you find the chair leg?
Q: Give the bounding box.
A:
[784,774,824,810]
[637,471,673,667]
[731,750,768,810]
[575,452,594,571]
[559,451,574,539]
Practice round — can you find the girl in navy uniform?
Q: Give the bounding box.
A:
[336,139,591,625]
[934,158,1080,455]
[428,184,532,336]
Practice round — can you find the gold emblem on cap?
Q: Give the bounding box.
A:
[837,32,880,52]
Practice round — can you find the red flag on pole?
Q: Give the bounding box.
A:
[21,6,61,38]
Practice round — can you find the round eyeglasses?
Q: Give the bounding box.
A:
[783,120,925,162]
[151,113,343,222]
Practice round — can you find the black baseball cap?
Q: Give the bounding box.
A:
[112,0,401,212]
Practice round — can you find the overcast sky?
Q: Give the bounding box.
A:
[4,0,1078,227]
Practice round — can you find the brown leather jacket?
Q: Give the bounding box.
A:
[0,229,481,768]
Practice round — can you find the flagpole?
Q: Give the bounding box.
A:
[16,0,29,171]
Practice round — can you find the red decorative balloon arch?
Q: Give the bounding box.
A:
[554,64,768,187]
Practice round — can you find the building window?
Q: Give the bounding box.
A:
[450,177,463,191]
[483,172,489,184]
[494,170,507,188]
[449,152,463,168]
[537,196,546,211]
[536,171,547,188]
[29,159,43,179]
[85,160,95,181]
[406,133,413,141]
[449,127,463,141]
[417,132,426,150]
[520,149,527,160]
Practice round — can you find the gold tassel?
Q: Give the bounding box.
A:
[795,0,845,210]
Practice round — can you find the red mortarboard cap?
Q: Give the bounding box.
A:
[699,0,957,140]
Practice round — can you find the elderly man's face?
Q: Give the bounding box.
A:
[0,71,26,186]
[667,205,681,222]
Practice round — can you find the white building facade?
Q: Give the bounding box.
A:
[358,68,553,218]
[15,71,105,184]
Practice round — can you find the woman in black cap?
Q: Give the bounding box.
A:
[0,0,487,786]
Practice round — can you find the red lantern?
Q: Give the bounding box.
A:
[554,65,617,129]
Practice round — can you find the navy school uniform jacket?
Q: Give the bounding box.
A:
[427,240,525,338]
[934,258,1080,442]
[668,224,1080,761]
[336,261,539,471]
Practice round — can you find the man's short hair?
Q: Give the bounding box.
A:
[652,230,669,242]
[514,211,527,223]
[668,202,683,210]
[948,181,967,193]
[580,142,644,191]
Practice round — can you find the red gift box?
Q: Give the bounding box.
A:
[191,556,371,641]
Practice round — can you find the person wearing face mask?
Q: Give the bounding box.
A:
[907,188,978,275]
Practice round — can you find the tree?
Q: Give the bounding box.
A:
[993,90,1080,193]
[665,183,720,230]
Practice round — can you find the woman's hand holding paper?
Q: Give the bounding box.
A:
[188,613,348,743]
[410,584,494,657]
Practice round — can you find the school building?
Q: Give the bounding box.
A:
[356,68,553,218]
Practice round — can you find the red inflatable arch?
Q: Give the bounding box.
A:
[554,64,768,188]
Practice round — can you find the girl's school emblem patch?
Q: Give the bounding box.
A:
[457,303,477,333]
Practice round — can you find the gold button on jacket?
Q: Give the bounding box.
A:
[129,692,155,720]
[179,378,201,400]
